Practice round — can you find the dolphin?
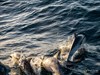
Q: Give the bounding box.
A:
[10,53,36,75]
[30,56,64,75]
[66,33,86,63]
[53,33,86,67]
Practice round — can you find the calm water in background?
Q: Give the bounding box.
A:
[0,0,100,75]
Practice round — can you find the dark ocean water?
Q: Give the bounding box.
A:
[0,0,100,75]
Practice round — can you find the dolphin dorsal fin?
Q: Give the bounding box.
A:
[74,33,77,38]
[53,50,60,59]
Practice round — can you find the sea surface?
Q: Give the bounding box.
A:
[0,0,100,75]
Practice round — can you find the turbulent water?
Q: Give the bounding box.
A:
[0,0,100,75]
